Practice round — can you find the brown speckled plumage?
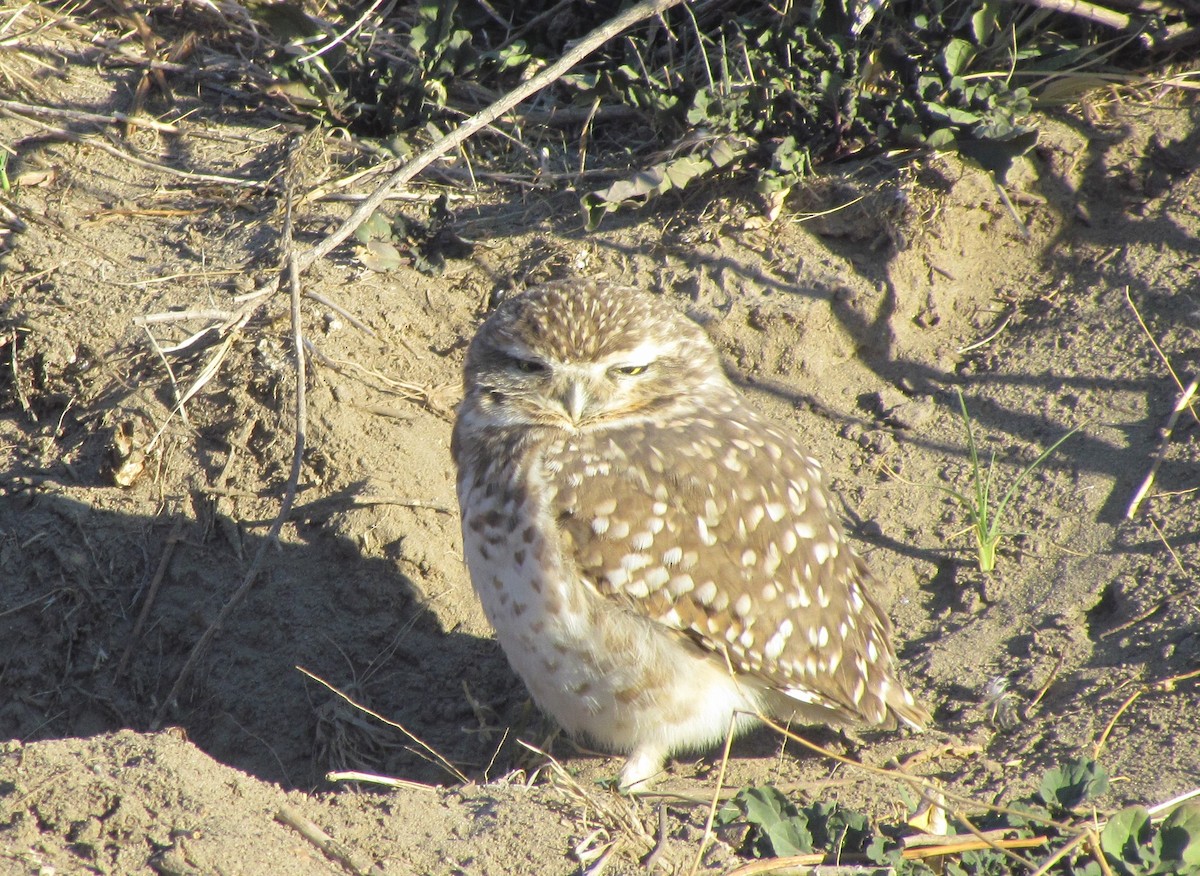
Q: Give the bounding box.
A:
[452,280,928,788]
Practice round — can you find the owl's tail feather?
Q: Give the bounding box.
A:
[887,682,932,731]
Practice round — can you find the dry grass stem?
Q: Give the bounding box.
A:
[301,666,468,784]
[1088,829,1117,876]
[1022,651,1066,720]
[294,0,393,63]
[302,339,453,416]
[134,310,239,325]
[723,851,825,875]
[1010,0,1131,29]
[514,739,656,869]
[304,290,378,337]
[688,713,736,876]
[958,303,1017,353]
[1094,666,1200,758]
[140,325,191,426]
[1147,517,1188,574]
[1146,786,1200,818]
[115,515,185,678]
[143,324,237,454]
[758,715,1076,832]
[325,770,439,792]
[1,108,268,189]
[275,803,376,876]
[951,809,1038,871]
[1125,375,1198,517]
[0,97,180,132]
[1029,830,1091,876]
[1124,285,1199,417]
[154,137,310,721]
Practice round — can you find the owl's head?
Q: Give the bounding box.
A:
[460,281,729,430]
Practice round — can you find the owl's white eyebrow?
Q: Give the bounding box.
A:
[600,339,665,368]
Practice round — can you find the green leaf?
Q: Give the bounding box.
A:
[926,103,982,126]
[1038,758,1110,813]
[1101,806,1152,866]
[972,4,999,43]
[719,786,815,858]
[354,211,393,244]
[581,137,748,230]
[926,128,957,149]
[764,817,813,856]
[359,240,405,273]
[1159,802,1200,868]
[943,38,975,76]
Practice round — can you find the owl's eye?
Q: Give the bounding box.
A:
[612,364,648,377]
[506,354,546,373]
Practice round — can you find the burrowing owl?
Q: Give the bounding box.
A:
[452,280,929,789]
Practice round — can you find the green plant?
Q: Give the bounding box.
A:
[716,757,1200,875]
[241,0,1189,226]
[716,785,889,863]
[947,389,1081,573]
[352,196,472,275]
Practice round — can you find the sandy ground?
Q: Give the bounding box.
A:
[1,9,1199,875]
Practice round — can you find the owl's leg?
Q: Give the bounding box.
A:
[618,745,667,792]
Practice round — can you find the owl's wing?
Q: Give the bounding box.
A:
[547,404,927,730]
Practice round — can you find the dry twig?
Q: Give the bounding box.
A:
[275,803,378,876]
[115,515,186,678]
[296,0,686,273]
[154,134,309,722]
[1123,287,1199,518]
[299,666,468,783]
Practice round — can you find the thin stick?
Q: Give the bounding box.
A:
[0,108,268,189]
[325,770,438,792]
[304,290,378,338]
[154,136,308,723]
[141,326,190,426]
[725,836,1050,874]
[299,667,468,783]
[953,809,1038,872]
[723,851,824,875]
[294,0,392,63]
[1125,375,1198,518]
[296,0,684,274]
[1094,688,1143,759]
[275,803,375,876]
[1147,517,1187,575]
[1125,286,1198,417]
[1022,651,1065,720]
[1088,829,1117,876]
[758,716,1075,831]
[0,97,181,133]
[1008,0,1131,29]
[958,304,1017,353]
[1147,786,1200,819]
[688,713,737,876]
[115,515,185,678]
[134,310,238,325]
[1030,830,1090,876]
[992,177,1031,240]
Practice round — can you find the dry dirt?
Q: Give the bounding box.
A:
[2,9,1199,876]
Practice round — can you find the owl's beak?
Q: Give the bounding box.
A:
[563,379,588,423]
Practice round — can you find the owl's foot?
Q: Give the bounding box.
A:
[618,746,667,793]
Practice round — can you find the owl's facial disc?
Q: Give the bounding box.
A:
[463,283,731,432]
[531,349,666,427]
[477,332,677,429]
